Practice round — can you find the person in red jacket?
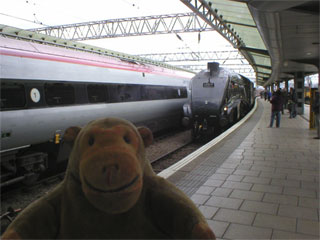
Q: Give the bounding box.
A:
[269,89,283,128]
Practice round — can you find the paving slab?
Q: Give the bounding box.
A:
[167,99,319,239]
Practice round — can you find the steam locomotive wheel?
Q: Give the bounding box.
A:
[191,121,200,140]
[240,102,247,118]
[232,109,238,123]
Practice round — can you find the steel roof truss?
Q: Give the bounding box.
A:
[29,13,213,40]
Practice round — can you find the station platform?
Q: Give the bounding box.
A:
[160,98,319,239]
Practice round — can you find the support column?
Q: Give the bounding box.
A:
[285,80,289,92]
[294,72,305,115]
[318,70,320,89]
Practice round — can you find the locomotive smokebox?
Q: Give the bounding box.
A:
[207,62,219,76]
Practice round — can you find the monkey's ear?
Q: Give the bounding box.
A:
[63,126,81,145]
[137,127,153,148]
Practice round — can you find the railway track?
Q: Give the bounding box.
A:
[0,129,204,234]
[0,172,65,233]
[147,129,193,163]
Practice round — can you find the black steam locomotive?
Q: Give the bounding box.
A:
[182,62,255,139]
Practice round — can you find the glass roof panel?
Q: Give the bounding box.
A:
[206,0,272,85]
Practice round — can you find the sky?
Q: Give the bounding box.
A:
[13,0,320,85]
[0,0,232,52]
[1,0,191,28]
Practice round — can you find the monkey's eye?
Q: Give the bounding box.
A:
[88,137,95,146]
[123,135,131,144]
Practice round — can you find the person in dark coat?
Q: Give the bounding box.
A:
[288,87,297,118]
[281,88,288,114]
[264,91,268,101]
[269,89,283,128]
[313,91,320,139]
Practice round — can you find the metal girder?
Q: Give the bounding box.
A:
[176,63,254,74]
[180,0,243,48]
[253,63,272,70]
[136,50,254,77]
[239,46,269,56]
[257,71,271,76]
[136,50,246,62]
[29,13,213,41]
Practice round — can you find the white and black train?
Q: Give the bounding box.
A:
[0,26,193,187]
[182,62,255,139]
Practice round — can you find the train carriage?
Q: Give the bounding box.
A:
[0,27,193,187]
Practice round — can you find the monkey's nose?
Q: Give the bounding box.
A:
[102,164,119,186]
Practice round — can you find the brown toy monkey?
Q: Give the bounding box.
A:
[2,117,215,239]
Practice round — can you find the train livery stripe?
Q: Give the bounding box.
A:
[0,47,191,79]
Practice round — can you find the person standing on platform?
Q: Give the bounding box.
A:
[313,91,320,139]
[288,87,297,118]
[264,91,268,101]
[268,90,272,101]
[281,88,288,114]
[268,89,282,128]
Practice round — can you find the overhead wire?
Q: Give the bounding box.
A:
[0,13,45,26]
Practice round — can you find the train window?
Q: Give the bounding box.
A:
[142,85,165,100]
[44,82,75,106]
[117,85,127,102]
[108,84,142,102]
[87,84,106,103]
[180,87,187,98]
[165,87,187,99]
[239,86,246,99]
[165,87,180,99]
[108,84,121,103]
[229,79,240,98]
[1,82,26,109]
[124,84,142,102]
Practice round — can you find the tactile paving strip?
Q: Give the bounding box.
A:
[173,102,264,197]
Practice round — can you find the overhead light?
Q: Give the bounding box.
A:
[306,52,312,56]
[283,61,288,67]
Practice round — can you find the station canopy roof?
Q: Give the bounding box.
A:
[206,0,272,85]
